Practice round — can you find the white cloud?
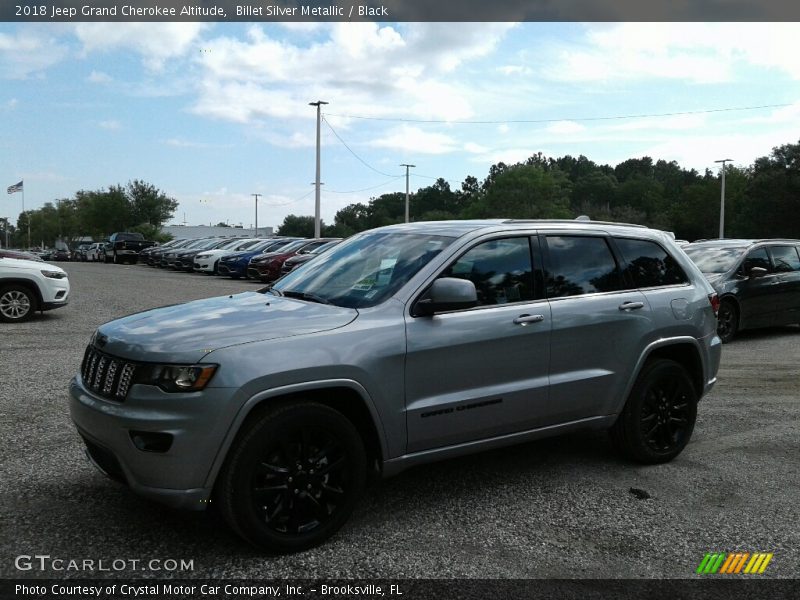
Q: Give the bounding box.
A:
[0,28,67,79]
[190,23,514,130]
[370,125,459,155]
[74,23,208,71]
[4,98,18,110]
[546,23,800,85]
[88,70,112,83]
[98,120,121,130]
[546,120,586,134]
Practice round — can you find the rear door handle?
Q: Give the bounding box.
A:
[513,314,545,325]
[619,301,645,311]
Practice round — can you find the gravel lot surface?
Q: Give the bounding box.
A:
[1,261,798,580]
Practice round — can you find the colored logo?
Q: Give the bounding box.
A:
[696,552,773,574]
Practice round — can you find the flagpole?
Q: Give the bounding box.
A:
[23,182,30,249]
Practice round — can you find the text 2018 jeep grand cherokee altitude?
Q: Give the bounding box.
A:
[69,220,721,553]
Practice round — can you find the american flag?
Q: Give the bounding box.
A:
[7,181,23,194]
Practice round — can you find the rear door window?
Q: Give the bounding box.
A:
[544,235,622,298]
[769,246,800,272]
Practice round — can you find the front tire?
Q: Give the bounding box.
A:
[611,359,697,464]
[717,299,739,343]
[0,284,37,323]
[217,402,366,553]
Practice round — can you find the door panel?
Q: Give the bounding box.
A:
[405,301,551,453]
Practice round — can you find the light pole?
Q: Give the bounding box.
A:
[252,193,261,236]
[400,164,415,223]
[309,100,328,238]
[715,158,733,239]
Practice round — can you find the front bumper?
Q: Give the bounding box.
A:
[68,376,237,511]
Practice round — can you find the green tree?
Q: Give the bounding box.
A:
[277,215,324,238]
[468,163,572,219]
[126,180,179,228]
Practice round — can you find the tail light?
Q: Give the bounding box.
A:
[708,293,720,317]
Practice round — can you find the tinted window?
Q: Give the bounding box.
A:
[616,238,688,287]
[442,237,534,306]
[742,248,771,273]
[545,236,622,298]
[769,246,800,273]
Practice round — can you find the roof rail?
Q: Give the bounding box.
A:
[502,218,648,229]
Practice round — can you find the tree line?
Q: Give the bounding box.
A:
[2,180,177,248]
[3,141,797,248]
[277,139,800,242]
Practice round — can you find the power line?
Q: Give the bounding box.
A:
[325,102,792,125]
[323,116,400,178]
[264,189,314,207]
[327,177,404,194]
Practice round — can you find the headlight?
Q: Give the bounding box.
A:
[41,270,67,279]
[196,253,210,259]
[138,364,218,392]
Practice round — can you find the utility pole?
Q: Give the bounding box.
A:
[400,164,416,223]
[309,100,328,238]
[715,158,733,239]
[252,193,261,236]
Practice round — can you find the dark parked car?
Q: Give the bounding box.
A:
[249,238,341,283]
[279,239,341,277]
[160,238,219,269]
[51,249,71,261]
[172,237,244,272]
[146,238,190,266]
[217,238,301,279]
[684,239,800,342]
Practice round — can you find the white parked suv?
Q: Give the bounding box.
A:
[0,257,70,322]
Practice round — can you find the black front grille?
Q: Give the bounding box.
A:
[81,345,139,402]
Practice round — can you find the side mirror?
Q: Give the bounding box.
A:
[414,277,478,316]
[749,266,768,278]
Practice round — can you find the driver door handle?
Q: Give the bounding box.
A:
[513,314,545,325]
[619,301,645,311]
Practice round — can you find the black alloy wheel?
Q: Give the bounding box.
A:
[611,358,697,464]
[217,402,366,553]
[717,299,738,343]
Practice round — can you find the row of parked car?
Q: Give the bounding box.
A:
[138,235,343,284]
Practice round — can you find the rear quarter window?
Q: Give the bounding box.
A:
[615,238,689,288]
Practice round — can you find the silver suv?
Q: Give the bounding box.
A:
[69,220,721,552]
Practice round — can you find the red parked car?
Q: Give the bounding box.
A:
[248,238,340,283]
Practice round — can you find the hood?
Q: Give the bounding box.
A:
[95,292,358,363]
[1,257,64,272]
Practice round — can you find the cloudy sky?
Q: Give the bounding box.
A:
[2,21,800,231]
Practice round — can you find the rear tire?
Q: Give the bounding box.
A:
[611,359,697,464]
[717,299,738,343]
[216,401,366,553]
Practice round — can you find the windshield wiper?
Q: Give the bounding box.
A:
[281,290,332,305]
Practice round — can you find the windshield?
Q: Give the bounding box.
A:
[273,231,454,308]
[684,246,746,273]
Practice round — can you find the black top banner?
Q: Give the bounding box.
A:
[4,0,800,22]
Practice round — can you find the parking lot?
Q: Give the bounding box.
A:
[1,261,798,579]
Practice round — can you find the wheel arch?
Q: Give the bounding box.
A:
[205,379,388,491]
[619,338,707,415]
[0,278,43,307]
